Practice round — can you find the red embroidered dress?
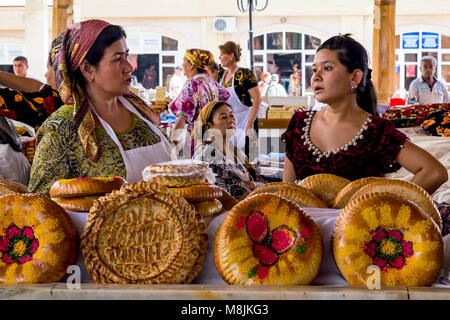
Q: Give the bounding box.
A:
[281,110,407,181]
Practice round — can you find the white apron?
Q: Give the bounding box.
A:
[89,96,172,183]
[220,67,251,149]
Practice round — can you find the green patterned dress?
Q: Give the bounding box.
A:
[28,105,162,195]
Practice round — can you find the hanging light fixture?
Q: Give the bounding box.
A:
[237,0,269,73]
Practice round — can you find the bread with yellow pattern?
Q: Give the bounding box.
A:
[80,181,207,284]
[333,192,443,287]
[214,193,323,285]
[349,179,442,231]
[0,194,77,283]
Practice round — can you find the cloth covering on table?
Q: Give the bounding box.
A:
[66,208,450,287]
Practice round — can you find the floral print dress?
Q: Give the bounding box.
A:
[169,74,229,134]
[28,104,163,195]
[0,84,63,130]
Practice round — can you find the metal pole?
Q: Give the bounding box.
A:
[249,0,254,72]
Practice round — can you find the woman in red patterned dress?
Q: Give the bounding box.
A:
[282,34,447,195]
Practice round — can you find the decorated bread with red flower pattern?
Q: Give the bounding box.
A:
[81,181,207,284]
[49,177,126,198]
[214,193,323,285]
[247,182,327,208]
[333,192,443,287]
[297,174,351,207]
[332,177,385,209]
[0,194,77,283]
[349,179,442,231]
[0,180,28,196]
[168,184,223,203]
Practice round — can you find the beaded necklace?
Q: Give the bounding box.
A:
[301,110,373,162]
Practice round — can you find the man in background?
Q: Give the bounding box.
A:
[13,56,29,77]
[408,56,449,104]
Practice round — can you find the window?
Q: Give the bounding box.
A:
[395,32,450,92]
[248,32,321,96]
[127,32,179,90]
[162,36,178,51]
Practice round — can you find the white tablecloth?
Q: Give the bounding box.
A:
[66,208,450,286]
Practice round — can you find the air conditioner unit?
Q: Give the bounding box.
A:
[213,17,236,33]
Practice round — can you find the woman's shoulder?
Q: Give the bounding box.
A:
[367,114,400,133]
[39,105,74,129]
[290,110,311,123]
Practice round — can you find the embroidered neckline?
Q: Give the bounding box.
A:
[301,110,373,162]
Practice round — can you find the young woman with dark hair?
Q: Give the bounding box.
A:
[282,34,447,195]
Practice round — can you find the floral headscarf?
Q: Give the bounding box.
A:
[53,19,111,162]
[53,19,159,162]
[185,49,214,70]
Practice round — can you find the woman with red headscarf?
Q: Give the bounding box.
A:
[29,20,172,195]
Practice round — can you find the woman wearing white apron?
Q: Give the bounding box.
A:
[29,20,173,195]
[218,41,262,155]
[90,96,172,183]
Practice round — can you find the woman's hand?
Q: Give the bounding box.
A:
[282,156,297,183]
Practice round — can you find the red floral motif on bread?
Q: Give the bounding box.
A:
[241,211,308,282]
[0,223,39,264]
[363,227,414,271]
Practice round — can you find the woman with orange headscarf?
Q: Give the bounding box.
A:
[169,49,229,156]
[28,19,172,195]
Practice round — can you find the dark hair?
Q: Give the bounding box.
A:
[13,56,28,65]
[316,34,377,115]
[202,102,230,138]
[74,25,127,88]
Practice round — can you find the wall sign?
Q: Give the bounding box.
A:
[422,32,439,49]
[402,32,420,49]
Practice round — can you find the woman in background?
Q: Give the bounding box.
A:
[218,41,261,159]
[169,49,229,156]
[193,101,264,200]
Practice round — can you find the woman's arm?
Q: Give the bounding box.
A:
[28,119,71,195]
[282,156,297,183]
[395,140,448,195]
[245,86,261,133]
[0,71,44,92]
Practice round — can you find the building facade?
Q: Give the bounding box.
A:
[0,0,449,96]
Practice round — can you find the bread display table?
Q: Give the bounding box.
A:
[0,204,447,299]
